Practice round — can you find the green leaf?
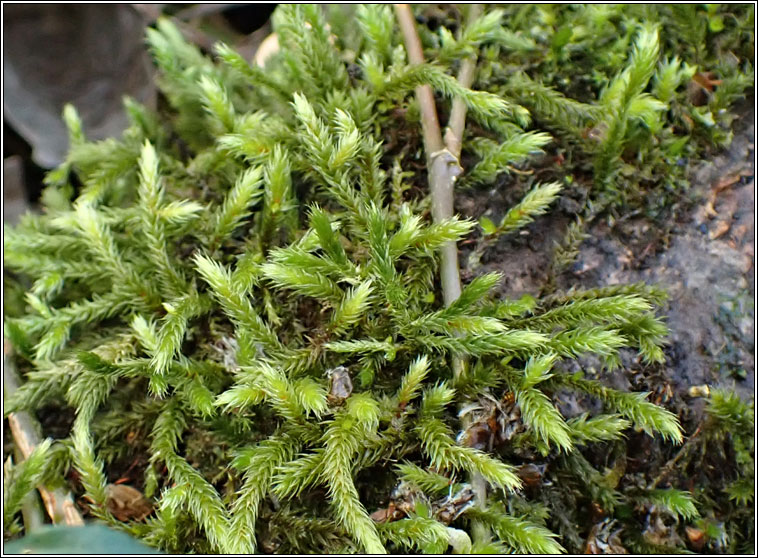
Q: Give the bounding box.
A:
[4,525,161,554]
[646,489,700,520]
[479,216,497,235]
[708,15,725,32]
[551,27,573,50]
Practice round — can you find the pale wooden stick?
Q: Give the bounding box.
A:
[4,343,84,526]
[444,5,483,160]
[394,3,463,308]
[440,7,490,544]
[394,4,490,544]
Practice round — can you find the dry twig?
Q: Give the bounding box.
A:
[394,3,463,308]
[394,3,490,543]
[649,422,703,490]
[4,342,84,526]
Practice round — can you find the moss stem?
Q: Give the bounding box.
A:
[394,3,489,544]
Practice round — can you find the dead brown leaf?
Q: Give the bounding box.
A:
[692,71,723,91]
[370,505,395,523]
[584,519,628,554]
[702,199,718,219]
[685,526,706,552]
[709,220,732,240]
[713,174,741,194]
[105,484,153,522]
[327,366,353,404]
[687,72,723,106]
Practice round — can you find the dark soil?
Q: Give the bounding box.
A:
[457,102,755,414]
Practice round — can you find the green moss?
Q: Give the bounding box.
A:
[4,5,752,554]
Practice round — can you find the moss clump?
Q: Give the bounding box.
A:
[4,5,752,554]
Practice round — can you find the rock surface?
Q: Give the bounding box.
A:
[459,103,755,406]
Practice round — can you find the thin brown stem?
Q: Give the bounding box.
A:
[394,3,462,309]
[4,343,84,526]
[394,3,490,544]
[445,5,483,160]
[394,4,444,156]
[442,6,489,544]
[649,422,703,490]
